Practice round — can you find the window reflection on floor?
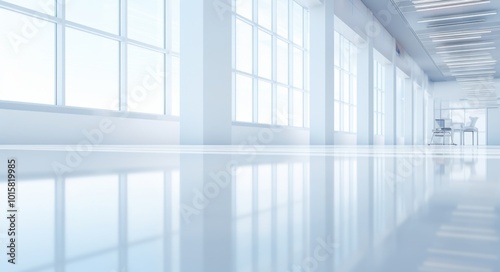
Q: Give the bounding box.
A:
[0,168,181,272]
[0,179,55,272]
[66,174,119,271]
[333,157,358,268]
[233,162,310,272]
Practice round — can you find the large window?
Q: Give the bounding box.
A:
[233,0,310,127]
[374,59,386,136]
[0,0,179,116]
[334,31,357,133]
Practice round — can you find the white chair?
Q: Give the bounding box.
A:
[429,119,455,145]
[461,117,479,145]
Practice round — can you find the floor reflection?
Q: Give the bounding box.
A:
[0,146,498,272]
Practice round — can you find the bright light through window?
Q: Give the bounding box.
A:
[65,28,119,110]
[334,31,358,133]
[0,0,179,116]
[127,45,165,114]
[233,0,309,127]
[128,0,165,48]
[0,9,55,105]
[66,0,119,34]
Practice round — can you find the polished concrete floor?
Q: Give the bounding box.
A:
[0,146,499,272]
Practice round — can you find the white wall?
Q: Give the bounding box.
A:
[232,125,309,145]
[334,132,357,145]
[0,105,179,145]
[488,108,500,145]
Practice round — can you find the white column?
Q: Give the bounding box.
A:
[309,0,335,145]
[385,39,396,145]
[180,0,232,144]
[404,74,413,144]
[179,154,204,271]
[203,156,233,272]
[357,36,374,145]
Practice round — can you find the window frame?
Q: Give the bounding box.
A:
[373,58,386,136]
[334,31,358,133]
[232,0,310,128]
[0,0,180,117]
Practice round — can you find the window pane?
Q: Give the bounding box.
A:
[170,0,180,52]
[65,28,119,110]
[170,56,180,116]
[127,45,165,114]
[258,30,272,79]
[277,0,288,38]
[334,68,340,101]
[352,106,357,133]
[277,39,288,84]
[3,0,55,15]
[128,0,164,47]
[258,0,272,30]
[379,92,383,113]
[0,9,55,104]
[293,48,303,88]
[342,37,350,71]
[382,114,385,134]
[340,103,345,131]
[343,103,350,132]
[236,74,253,122]
[342,72,350,103]
[293,90,303,127]
[236,19,253,74]
[66,0,119,34]
[292,2,303,46]
[378,65,383,89]
[334,32,340,67]
[258,81,272,124]
[352,76,357,106]
[350,45,357,75]
[334,101,340,131]
[304,93,310,128]
[277,86,288,126]
[375,90,379,112]
[236,0,252,20]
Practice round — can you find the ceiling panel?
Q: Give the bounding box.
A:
[361,0,500,104]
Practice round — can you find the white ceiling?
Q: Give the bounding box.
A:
[361,0,500,104]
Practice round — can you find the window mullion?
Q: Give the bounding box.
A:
[119,0,127,112]
[56,0,65,106]
[287,0,293,127]
[272,0,277,126]
[253,0,258,123]
[164,0,170,115]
